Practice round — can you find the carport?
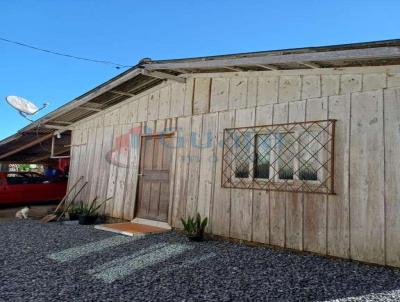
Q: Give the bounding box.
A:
[0,130,71,166]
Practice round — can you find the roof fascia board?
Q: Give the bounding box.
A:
[144,47,400,70]
[185,64,400,78]
[142,39,400,65]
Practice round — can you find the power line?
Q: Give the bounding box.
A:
[0,36,133,69]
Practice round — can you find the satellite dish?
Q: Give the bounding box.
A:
[5,96,49,121]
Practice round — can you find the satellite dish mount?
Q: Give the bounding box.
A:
[5,96,49,122]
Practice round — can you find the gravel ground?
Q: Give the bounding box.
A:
[1,220,400,301]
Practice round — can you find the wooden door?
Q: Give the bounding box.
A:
[136,134,174,222]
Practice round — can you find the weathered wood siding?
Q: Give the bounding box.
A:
[69,65,400,267]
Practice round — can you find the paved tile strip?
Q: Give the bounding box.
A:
[48,235,142,262]
[90,243,192,283]
[88,243,168,274]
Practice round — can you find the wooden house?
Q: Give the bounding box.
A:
[1,40,400,267]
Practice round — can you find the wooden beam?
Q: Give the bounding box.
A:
[44,125,74,130]
[79,105,102,112]
[110,90,135,97]
[256,64,279,70]
[172,68,190,74]
[128,77,162,93]
[29,148,70,163]
[50,121,73,125]
[102,78,167,108]
[0,133,54,160]
[140,69,186,83]
[299,61,320,69]
[224,66,243,72]
[143,46,400,70]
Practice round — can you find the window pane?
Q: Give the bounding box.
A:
[234,132,252,178]
[254,134,271,179]
[298,130,319,181]
[6,173,28,185]
[222,120,335,194]
[276,133,295,180]
[25,172,47,184]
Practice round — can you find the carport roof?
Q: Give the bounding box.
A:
[1,39,400,163]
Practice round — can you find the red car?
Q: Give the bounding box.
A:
[0,172,67,205]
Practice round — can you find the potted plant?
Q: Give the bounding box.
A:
[181,213,208,241]
[68,203,84,220]
[78,197,110,225]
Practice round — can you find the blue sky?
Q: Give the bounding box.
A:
[0,0,399,139]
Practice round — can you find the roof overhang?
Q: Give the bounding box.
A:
[1,39,400,163]
[145,46,400,71]
[142,39,400,73]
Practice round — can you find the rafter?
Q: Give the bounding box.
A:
[256,64,279,70]
[0,133,54,160]
[299,61,320,69]
[140,69,186,83]
[110,90,135,97]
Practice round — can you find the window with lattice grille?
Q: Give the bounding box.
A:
[222,120,335,194]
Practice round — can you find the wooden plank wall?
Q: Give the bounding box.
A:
[68,66,400,267]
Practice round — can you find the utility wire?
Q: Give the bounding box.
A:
[0,36,133,69]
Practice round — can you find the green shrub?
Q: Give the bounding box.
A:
[68,202,85,216]
[181,213,208,239]
[70,197,111,216]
